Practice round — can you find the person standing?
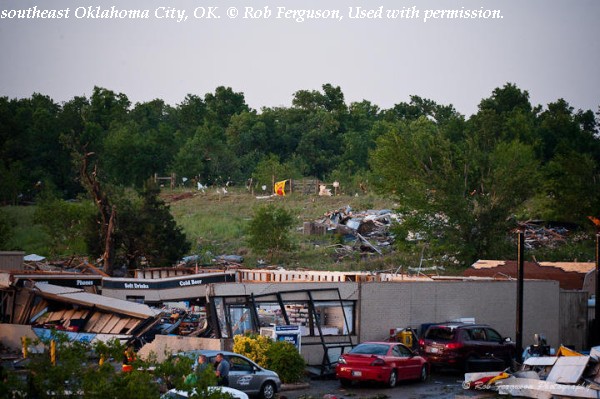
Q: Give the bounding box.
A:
[195,354,209,373]
[214,353,230,387]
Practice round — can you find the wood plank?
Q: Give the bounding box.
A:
[100,315,121,333]
[109,318,130,334]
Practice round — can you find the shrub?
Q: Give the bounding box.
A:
[246,204,295,259]
[232,334,271,367]
[233,334,306,384]
[266,340,306,384]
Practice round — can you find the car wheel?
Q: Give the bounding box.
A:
[419,365,429,382]
[339,378,352,387]
[259,381,276,399]
[387,370,397,388]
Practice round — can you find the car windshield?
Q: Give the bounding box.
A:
[350,343,389,355]
[425,327,456,341]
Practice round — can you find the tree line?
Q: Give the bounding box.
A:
[1,82,599,266]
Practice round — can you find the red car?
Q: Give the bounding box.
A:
[418,322,515,371]
[335,341,429,387]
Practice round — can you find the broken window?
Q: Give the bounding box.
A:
[255,300,354,337]
[211,289,355,339]
[213,297,229,338]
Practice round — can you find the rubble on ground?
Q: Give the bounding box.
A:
[22,255,108,276]
[518,220,571,249]
[303,206,400,258]
[463,345,600,398]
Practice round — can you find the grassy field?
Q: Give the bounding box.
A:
[1,188,462,273]
[166,188,411,271]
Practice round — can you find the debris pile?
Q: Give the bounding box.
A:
[23,255,107,276]
[519,220,570,249]
[463,345,600,398]
[179,253,244,269]
[304,206,400,258]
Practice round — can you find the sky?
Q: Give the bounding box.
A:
[0,0,599,117]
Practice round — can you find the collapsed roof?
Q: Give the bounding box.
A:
[7,282,160,342]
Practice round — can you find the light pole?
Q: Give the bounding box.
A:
[588,216,600,346]
[591,226,600,345]
[516,226,525,363]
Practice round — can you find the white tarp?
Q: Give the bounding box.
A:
[24,254,46,262]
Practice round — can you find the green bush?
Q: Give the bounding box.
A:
[266,340,306,384]
[233,334,306,384]
[232,334,271,366]
[246,204,295,259]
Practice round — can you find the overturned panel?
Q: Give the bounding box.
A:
[546,355,590,384]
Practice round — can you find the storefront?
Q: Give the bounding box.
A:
[101,271,237,304]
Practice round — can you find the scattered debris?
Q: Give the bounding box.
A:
[518,220,572,249]
[21,255,108,276]
[305,206,399,258]
[179,253,243,269]
[318,185,332,196]
[463,345,600,398]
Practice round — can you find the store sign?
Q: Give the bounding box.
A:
[15,276,102,288]
[277,333,300,346]
[102,273,235,290]
[179,279,203,287]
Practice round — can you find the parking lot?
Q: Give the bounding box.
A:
[279,371,489,399]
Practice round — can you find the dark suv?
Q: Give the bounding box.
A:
[418,322,515,371]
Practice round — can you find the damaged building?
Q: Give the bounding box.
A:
[0,257,592,373]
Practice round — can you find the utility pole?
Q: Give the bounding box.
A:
[516,226,525,363]
[588,216,600,346]
[591,231,600,345]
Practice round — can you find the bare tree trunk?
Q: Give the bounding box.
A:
[81,152,116,275]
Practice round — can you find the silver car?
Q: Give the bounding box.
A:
[176,349,281,399]
[162,386,249,399]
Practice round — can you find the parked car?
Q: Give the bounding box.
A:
[174,350,281,399]
[162,386,249,399]
[418,322,516,371]
[335,341,429,387]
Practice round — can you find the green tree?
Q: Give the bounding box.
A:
[172,123,239,185]
[0,94,74,202]
[370,112,539,264]
[294,110,341,178]
[0,161,25,204]
[87,86,131,131]
[0,209,12,249]
[204,86,250,129]
[246,204,294,259]
[103,119,176,187]
[290,84,349,178]
[251,155,304,193]
[225,111,268,177]
[174,94,207,141]
[538,150,600,223]
[33,196,96,256]
[111,182,190,269]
